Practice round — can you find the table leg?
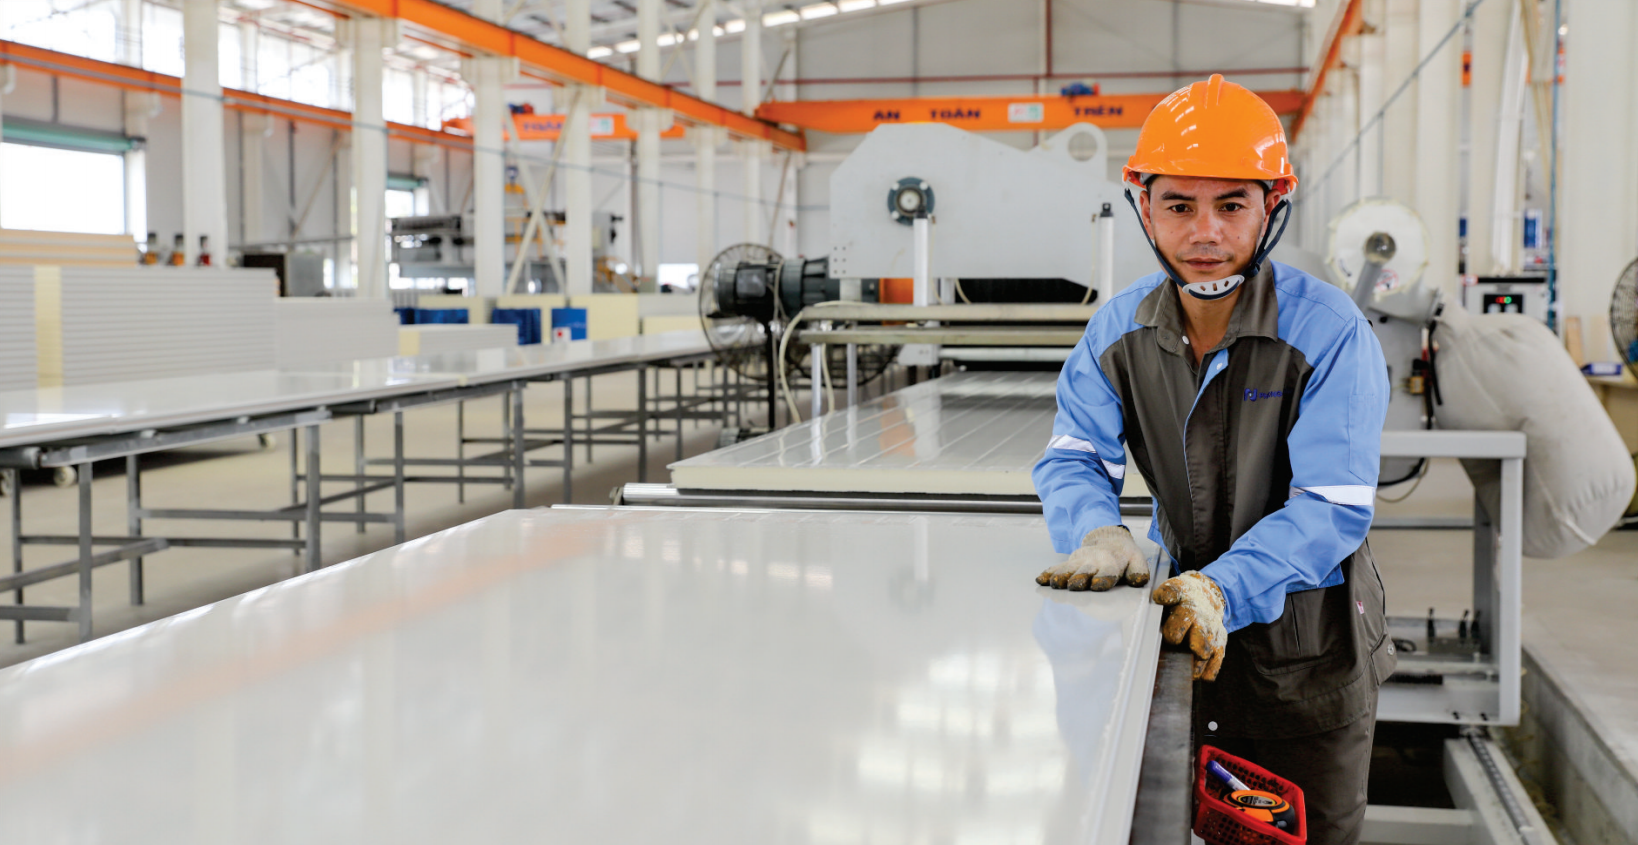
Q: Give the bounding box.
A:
[305,423,322,573]
[846,343,858,408]
[563,377,575,504]
[675,366,685,462]
[811,343,824,420]
[457,400,466,504]
[289,428,300,556]
[77,461,93,643]
[511,386,527,509]
[637,365,649,482]
[393,411,406,544]
[501,393,514,492]
[10,469,22,644]
[585,375,595,463]
[127,454,143,606]
[354,416,366,534]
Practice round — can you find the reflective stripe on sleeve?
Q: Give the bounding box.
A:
[1046,434,1096,454]
[1102,460,1127,479]
[1291,485,1376,506]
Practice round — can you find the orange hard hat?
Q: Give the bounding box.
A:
[1123,74,1297,194]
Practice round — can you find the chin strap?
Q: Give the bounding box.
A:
[1123,189,1293,301]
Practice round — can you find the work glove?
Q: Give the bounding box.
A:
[1035,525,1151,591]
[1151,571,1228,681]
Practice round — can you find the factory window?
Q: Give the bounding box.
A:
[0,0,120,64]
[0,144,126,235]
[141,2,183,77]
[658,263,700,292]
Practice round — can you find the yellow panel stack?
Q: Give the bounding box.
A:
[568,293,641,340]
[0,229,135,267]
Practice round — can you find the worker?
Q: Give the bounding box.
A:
[1032,75,1394,845]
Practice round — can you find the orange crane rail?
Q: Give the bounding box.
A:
[1290,0,1365,141]
[0,39,472,151]
[315,0,804,151]
[756,90,1305,134]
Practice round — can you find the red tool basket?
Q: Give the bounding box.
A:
[1194,746,1307,845]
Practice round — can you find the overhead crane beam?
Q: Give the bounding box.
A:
[1290,0,1365,141]
[312,0,805,151]
[0,39,473,152]
[755,90,1305,135]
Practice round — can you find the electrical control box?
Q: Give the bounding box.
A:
[1464,276,1548,323]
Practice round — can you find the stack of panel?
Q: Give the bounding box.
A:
[274,299,400,369]
[0,266,37,390]
[39,267,277,387]
[398,324,518,356]
[0,229,134,267]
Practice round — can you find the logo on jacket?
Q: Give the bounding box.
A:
[1244,388,1284,402]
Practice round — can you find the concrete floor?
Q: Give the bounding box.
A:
[1,375,1633,815]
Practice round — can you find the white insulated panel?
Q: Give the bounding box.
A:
[0,368,460,450]
[0,507,1165,845]
[0,267,37,391]
[671,371,1150,498]
[398,323,518,356]
[42,266,278,387]
[313,329,715,387]
[273,299,400,369]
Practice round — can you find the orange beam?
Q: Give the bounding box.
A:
[0,39,474,151]
[444,112,687,142]
[1290,0,1364,141]
[755,91,1306,135]
[316,0,804,151]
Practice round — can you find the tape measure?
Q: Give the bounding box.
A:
[1228,789,1297,831]
[1206,760,1298,832]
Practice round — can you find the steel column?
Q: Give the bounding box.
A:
[181,0,229,266]
[352,15,390,298]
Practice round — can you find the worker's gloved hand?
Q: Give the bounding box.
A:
[1151,571,1228,681]
[1035,525,1151,591]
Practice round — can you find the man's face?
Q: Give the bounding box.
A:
[1138,176,1284,286]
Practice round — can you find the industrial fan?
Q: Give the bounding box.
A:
[698,243,896,432]
[698,243,784,386]
[1613,258,1638,376]
[1608,257,1638,526]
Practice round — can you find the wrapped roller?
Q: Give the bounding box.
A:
[1433,305,1634,558]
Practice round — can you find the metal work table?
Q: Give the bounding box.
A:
[0,332,728,644]
[1376,429,1526,726]
[312,331,722,503]
[0,507,1180,844]
[650,380,1528,727]
[632,371,1151,512]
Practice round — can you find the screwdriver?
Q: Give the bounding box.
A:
[1207,760,1299,832]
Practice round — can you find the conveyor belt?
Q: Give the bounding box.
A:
[0,507,1171,844]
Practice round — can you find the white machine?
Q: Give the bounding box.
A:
[828,122,1145,305]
